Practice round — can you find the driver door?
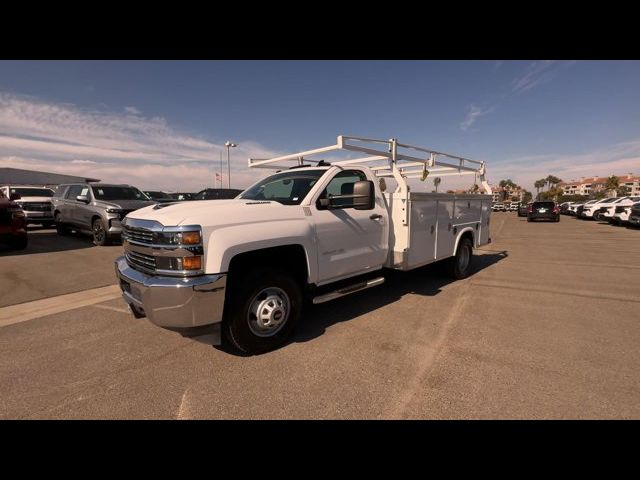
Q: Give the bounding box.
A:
[312,169,388,284]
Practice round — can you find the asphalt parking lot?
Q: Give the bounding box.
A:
[1,216,639,419]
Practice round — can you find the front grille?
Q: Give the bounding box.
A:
[125,250,156,273]
[615,206,626,214]
[21,202,52,212]
[122,225,155,245]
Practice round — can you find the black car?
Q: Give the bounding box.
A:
[527,201,560,222]
[168,192,194,201]
[144,191,175,203]
[517,202,530,217]
[193,188,243,200]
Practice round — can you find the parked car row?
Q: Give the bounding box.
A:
[0,183,245,249]
[491,202,520,212]
[559,196,640,227]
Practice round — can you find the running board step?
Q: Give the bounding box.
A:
[312,277,385,305]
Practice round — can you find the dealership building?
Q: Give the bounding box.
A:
[0,167,100,189]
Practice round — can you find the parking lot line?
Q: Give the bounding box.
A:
[91,303,129,314]
[0,285,121,327]
[471,280,640,304]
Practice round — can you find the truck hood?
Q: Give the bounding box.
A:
[15,196,53,203]
[126,199,303,227]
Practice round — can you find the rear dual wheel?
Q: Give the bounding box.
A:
[446,238,473,280]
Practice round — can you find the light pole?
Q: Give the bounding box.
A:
[225,141,237,189]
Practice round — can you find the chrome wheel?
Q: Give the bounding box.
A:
[93,220,105,243]
[247,287,290,337]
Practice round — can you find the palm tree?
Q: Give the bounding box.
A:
[546,175,562,190]
[534,179,546,196]
[605,176,619,196]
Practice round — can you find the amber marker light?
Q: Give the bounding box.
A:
[182,256,202,270]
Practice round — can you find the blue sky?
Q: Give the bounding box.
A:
[1,60,639,192]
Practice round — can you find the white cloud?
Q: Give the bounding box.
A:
[487,139,640,192]
[0,92,281,191]
[511,60,576,94]
[460,104,495,131]
[124,106,141,115]
[70,159,97,164]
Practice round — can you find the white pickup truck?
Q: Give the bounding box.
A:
[115,136,493,354]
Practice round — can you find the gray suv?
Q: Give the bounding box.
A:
[53,183,156,245]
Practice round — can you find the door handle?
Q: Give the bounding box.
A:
[370,214,383,220]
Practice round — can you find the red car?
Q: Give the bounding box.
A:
[0,190,28,250]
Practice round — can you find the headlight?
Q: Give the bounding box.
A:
[163,230,201,245]
[106,208,123,214]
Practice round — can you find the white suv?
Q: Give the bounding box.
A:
[580,197,619,220]
[599,196,640,222]
[611,200,640,225]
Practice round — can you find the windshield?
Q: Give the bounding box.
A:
[146,191,172,199]
[92,186,149,201]
[10,187,54,197]
[239,170,326,205]
[195,189,243,200]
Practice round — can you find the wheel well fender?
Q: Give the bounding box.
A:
[453,228,475,255]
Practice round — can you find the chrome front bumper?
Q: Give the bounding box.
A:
[115,256,226,338]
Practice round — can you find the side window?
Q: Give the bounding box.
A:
[318,170,366,208]
[66,185,82,199]
[80,186,90,197]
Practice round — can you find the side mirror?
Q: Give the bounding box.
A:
[10,193,21,201]
[321,180,375,210]
[76,195,89,203]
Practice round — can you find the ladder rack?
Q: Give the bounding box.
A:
[248,135,492,195]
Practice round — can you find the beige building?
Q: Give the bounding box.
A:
[489,185,523,203]
[559,173,640,196]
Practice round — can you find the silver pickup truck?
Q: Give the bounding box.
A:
[0,185,55,227]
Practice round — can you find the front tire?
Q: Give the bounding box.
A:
[55,214,70,236]
[92,218,112,246]
[446,237,473,280]
[223,268,303,355]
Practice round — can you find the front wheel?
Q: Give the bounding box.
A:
[223,268,303,355]
[55,214,70,236]
[446,237,473,280]
[92,218,112,246]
